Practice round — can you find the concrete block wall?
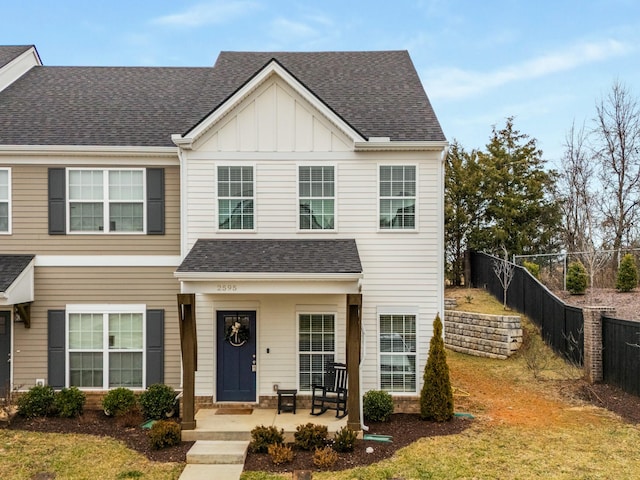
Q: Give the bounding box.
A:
[444,310,522,359]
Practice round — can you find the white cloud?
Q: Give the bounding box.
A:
[425,39,633,100]
[270,17,317,40]
[151,1,258,28]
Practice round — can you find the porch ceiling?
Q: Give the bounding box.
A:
[0,254,35,306]
[175,239,363,294]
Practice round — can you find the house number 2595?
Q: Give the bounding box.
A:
[217,284,238,292]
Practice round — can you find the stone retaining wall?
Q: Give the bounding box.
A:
[444,310,522,359]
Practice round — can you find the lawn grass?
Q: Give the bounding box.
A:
[0,430,183,480]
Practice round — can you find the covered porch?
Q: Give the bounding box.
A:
[175,239,364,432]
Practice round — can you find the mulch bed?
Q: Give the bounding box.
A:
[4,380,640,472]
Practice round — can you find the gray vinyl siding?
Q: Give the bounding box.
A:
[13,266,181,390]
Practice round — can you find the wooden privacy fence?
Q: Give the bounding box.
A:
[469,250,640,398]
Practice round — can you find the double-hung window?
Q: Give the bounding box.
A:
[299,166,334,230]
[0,168,9,233]
[68,169,144,233]
[379,312,417,392]
[298,314,335,392]
[67,305,145,389]
[218,166,254,230]
[379,165,416,229]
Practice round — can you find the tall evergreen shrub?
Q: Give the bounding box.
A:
[566,261,587,294]
[420,314,454,422]
[616,253,638,292]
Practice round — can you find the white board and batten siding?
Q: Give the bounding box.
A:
[180,70,444,397]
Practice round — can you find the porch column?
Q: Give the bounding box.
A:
[346,293,362,431]
[178,293,198,430]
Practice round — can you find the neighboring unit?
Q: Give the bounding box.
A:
[0,45,447,422]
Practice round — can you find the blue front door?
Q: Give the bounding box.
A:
[0,311,10,397]
[217,311,256,402]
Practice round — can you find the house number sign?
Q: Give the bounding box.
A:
[217,284,238,292]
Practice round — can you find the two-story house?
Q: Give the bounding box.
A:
[0,45,447,421]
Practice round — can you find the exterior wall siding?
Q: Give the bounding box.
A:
[12,266,181,390]
[1,163,180,255]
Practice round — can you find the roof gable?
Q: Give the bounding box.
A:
[172,59,365,151]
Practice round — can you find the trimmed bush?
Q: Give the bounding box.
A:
[17,385,56,418]
[313,446,338,468]
[102,387,137,417]
[420,314,454,422]
[616,254,638,292]
[54,386,86,418]
[566,261,588,294]
[294,423,328,451]
[332,426,357,452]
[139,384,176,420]
[523,261,540,279]
[147,420,181,449]
[268,443,294,465]
[249,425,284,453]
[362,389,394,422]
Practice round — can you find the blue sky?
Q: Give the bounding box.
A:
[4,0,639,166]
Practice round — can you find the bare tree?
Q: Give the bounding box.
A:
[593,80,640,263]
[493,246,515,309]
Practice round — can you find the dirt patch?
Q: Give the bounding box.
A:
[555,287,640,321]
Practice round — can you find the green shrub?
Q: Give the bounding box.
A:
[313,445,338,468]
[420,314,454,422]
[566,261,588,294]
[102,387,137,417]
[332,426,357,452]
[294,423,328,451]
[363,390,394,422]
[267,443,294,465]
[17,385,56,418]
[523,261,540,279]
[138,384,176,420]
[147,420,181,450]
[616,254,638,292]
[54,386,86,418]
[249,425,284,453]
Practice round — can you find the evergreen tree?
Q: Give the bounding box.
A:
[420,314,453,422]
[566,261,588,294]
[616,253,638,292]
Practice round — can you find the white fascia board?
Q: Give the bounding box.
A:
[0,258,35,305]
[35,255,182,267]
[172,60,366,149]
[354,140,449,152]
[175,271,363,282]
[0,144,179,160]
[0,47,41,93]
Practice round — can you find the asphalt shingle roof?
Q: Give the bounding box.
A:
[0,49,444,146]
[177,239,362,274]
[0,254,34,292]
[0,45,31,69]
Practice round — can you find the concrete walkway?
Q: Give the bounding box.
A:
[179,408,348,479]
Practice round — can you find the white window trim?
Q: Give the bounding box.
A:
[377,163,419,233]
[66,168,147,235]
[0,167,11,235]
[296,163,338,233]
[296,310,337,393]
[376,305,419,395]
[215,164,257,233]
[65,304,146,390]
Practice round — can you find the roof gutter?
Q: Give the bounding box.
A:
[0,144,178,157]
[354,140,449,152]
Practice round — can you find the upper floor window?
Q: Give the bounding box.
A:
[218,166,254,230]
[0,168,10,233]
[68,169,144,233]
[379,165,416,230]
[299,166,335,230]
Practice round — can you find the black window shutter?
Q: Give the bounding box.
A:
[147,168,165,235]
[146,309,164,385]
[48,168,66,235]
[48,310,66,388]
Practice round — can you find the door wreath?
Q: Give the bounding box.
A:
[225,320,250,347]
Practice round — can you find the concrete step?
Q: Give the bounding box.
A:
[182,429,250,442]
[179,464,243,480]
[186,440,249,465]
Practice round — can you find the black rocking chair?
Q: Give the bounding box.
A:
[310,361,348,418]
